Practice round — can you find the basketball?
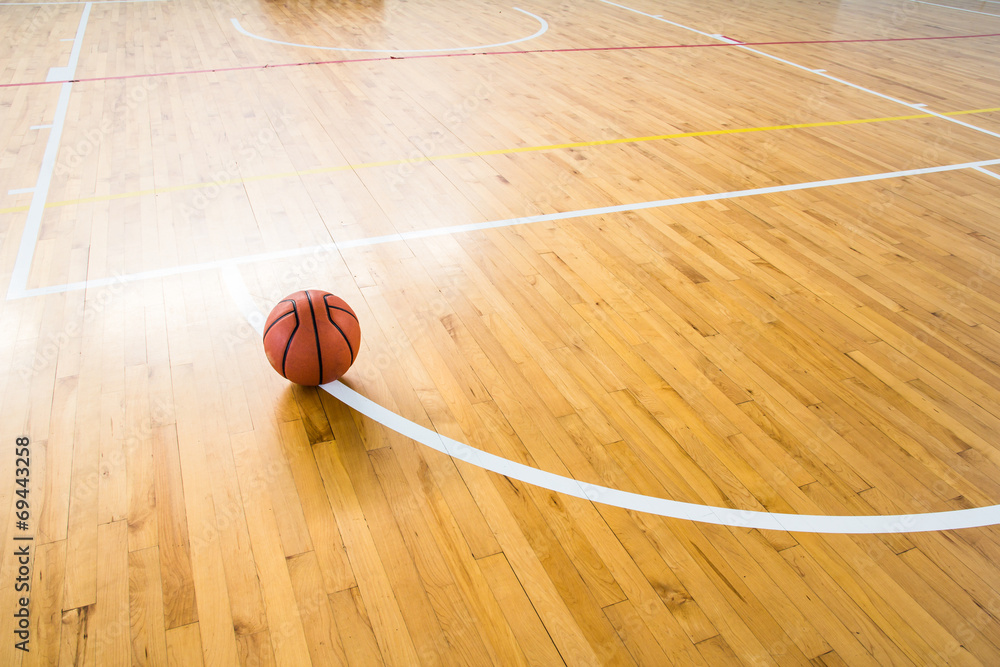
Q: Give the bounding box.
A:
[262,290,361,386]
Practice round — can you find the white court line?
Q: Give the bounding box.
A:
[8,83,74,299]
[600,0,1000,141]
[221,252,1000,533]
[6,2,90,300]
[30,125,53,129]
[974,165,1000,180]
[8,188,36,195]
[600,0,717,38]
[231,7,548,53]
[910,0,1000,18]
[47,0,91,81]
[12,156,1000,299]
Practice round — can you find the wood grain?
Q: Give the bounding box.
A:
[2,0,1000,664]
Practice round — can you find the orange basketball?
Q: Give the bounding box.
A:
[262,290,361,386]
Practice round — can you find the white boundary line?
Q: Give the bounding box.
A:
[910,0,1000,18]
[600,0,1000,141]
[12,156,1000,299]
[230,7,548,53]
[6,2,91,299]
[46,0,91,81]
[221,258,1000,533]
[974,165,1000,180]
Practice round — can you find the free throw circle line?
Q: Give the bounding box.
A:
[221,267,1000,534]
[231,7,548,53]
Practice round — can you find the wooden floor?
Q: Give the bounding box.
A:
[3,0,1000,664]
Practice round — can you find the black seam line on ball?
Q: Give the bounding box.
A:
[306,291,323,385]
[263,300,297,340]
[324,296,355,362]
[329,304,358,321]
[278,302,299,378]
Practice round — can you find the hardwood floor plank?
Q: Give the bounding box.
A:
[329,587,386,667]
[128,546,169,667]
[312,433,420,666]
[94,521,129,667]
[287,551,349,667]
[152,423,198,629]
[21,540,65,667]
[165,623,205,667]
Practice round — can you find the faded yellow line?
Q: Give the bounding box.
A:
[2,105,998,216]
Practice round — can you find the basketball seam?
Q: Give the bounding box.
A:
[262,304,296,340]
[328,315,355,363]
[306,291,323,385]
[329,304,358,321]
[275,302,299,379]
[324,299,356,363]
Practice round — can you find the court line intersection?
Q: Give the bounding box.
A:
[601,0,1000,141]
[221,261,1000,534]
[6,1,91,300]
[12,155,1000,299]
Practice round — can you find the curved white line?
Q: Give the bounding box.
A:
[230,7,548,53]
[324,382,1000,534]
[220,267,1000,534]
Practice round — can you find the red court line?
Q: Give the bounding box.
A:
[2,31,999,89]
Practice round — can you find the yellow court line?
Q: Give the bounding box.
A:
[1,105,998,216]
